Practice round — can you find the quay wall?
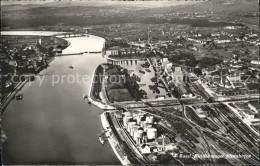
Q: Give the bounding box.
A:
[100,112,130,165]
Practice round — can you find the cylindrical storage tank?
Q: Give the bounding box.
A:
[136,129,144,139]
[124,111,132,117]
[133,130,139,141]
[144,124,152,132]
[123,116,132,127]
[140,121,146,128]
[147,128,157,139]
[133,128,143,141]
[132,112,139,120]
[149,116,155,124]
[137,115,144,124]
[135,129,144,144]
[136,137,141,145]
[143,122,149,131]
[131,125,139,137]
[146,116,155,124]
[127,122,136,132]
[115,112,123,119]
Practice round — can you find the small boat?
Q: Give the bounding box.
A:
[83,94,91,104]
[83,94,88,99]
[99,135,106,145]
[139,70,145,74]
[145,68,151,72]
[1,129,8,143]
[68,65,74,69]
[16,94,23,100]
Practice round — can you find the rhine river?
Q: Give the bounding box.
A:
[1,31,120,164]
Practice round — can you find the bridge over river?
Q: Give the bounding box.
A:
[1,31,119,165]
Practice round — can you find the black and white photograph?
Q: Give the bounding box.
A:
[0,0,259,165]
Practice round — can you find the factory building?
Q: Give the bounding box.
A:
[172,67,183,85]
[177,84,193,98]
[140,144,151,154]
[121,111,176,154]
[140,135,177,154]
[194,107,207,119]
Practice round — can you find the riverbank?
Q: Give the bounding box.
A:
[100,112,131,165]
[88,65,115,110]
[1,32,69,112]
[0,55,55,114]
[1,31,108,112]
[0,78,29,115]
[1,31,121,165]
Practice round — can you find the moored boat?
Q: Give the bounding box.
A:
[145,68,151,72]
[99,136,105,145]
[139,70,145,74]
[15,94,23,100]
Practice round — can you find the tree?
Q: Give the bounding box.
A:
[199,57,222,68]
[158,154,173,164]
[194,68,202,76]
[185,58,198,67]
[56,45,62,49]
[48,46,54,53]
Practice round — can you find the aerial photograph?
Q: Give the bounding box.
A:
[0,0,259,165]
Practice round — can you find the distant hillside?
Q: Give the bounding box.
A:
[1,0,258,29]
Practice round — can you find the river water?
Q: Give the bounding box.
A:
[1,33,120,164]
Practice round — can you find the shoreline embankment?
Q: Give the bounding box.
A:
[87,65,115,110]
[100,112,130,165]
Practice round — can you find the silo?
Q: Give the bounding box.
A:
[133,129,143,142]
[130,125,139,137]
[146,116,155,124]
[137,115,145,124]
[143,122,149,131]
[137,129,144,141]
[127,121,136,132]
[123,116,132,127]
[144,124,153,132]
[136,137,141,145]
[133,130,138,141]
[132,112,139,120]
[147,128,157,139]
[124,111,132,117]
[140,121,146,128]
